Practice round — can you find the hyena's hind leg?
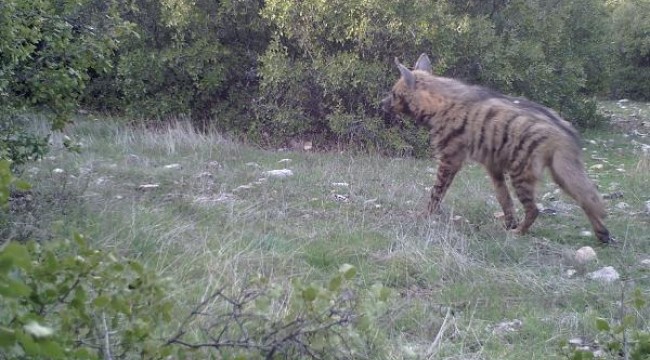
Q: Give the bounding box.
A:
[428,155,464,214]
[488,170,518,229]
[509,168,541,235]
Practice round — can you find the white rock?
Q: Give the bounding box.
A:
[278,158,292,164]
[575,246,597,264]
[303,141,313,151]
[640,259,650,268]
[589,164,604,170]
[580,230,593,237]
[615,202,630,210]
[137,184,160,191]
[332,194,349,202]
[52,168,65,174]
[263,169,294,178]
[587,266,620,283]
[491,319,523,335]
[645,201,650,214]
[245,162,261,168]
[566,269,577,278]
[164,163,181,169]
[331,182,350,187]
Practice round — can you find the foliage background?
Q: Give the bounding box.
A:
[2,0,649,157]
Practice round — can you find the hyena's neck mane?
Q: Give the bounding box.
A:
[410,73,581,145]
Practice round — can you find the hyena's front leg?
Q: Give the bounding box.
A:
[488,170,518,229]
[428,157,463,214]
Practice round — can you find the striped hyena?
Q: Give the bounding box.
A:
[381,54,611,244]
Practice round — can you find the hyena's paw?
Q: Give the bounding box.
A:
[504,218,519,230]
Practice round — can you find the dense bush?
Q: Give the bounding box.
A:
[610,0,650,100]
[2,0,648,159]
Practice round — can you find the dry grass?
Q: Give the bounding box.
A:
[13,110,650,359]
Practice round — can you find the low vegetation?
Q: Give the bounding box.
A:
[2,101,649,358]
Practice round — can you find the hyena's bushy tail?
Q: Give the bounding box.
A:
[549,149,606,219]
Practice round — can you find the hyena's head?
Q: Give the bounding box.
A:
[381,53,432,116]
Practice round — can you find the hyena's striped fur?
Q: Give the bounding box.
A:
[382,54,611,244]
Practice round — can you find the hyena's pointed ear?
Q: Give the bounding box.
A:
[414,53,432,73]
[395,57,415,89]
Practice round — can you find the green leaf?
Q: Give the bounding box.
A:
[339,263,356,280]
[0,327,16,347]
[595,317,610,332]
[302,286,318,302]
[0,242,32,270]
[328,275,343,292]
[92,295,110,308]
[0,279,32,297]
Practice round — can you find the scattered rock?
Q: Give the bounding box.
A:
[493,211,505,220]
[575,246,597,264]
[263,169,294,178]
[645,200,650,214]
[548,200,575,213]
[52,168,65,174]
[233,184,254,192]
[194,193,236,204]
[615,202,630,210]
[587,266,620,283]
[579,230,593,237]
[137,184,160,191]
[208,161,222,169]
[589,164,604,170]
[332,194,349,202]
[245,162,261,168]
[163,163,181,170]
[490,319,523,335]
[640,259,650,268]
[303,141,313,151]
[452,215,467,224]
[331,182,350,187]
[278,158,292,164]
[566,269,577,278]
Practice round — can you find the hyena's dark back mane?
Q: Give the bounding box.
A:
[414,73,581,145]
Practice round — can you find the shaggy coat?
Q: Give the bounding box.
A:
[382,54,611,243]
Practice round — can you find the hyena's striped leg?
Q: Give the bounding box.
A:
[510,172,540,235]
[488,171,518,229]
[428,157,463,214]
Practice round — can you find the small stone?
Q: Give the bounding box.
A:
[615,202,630,210]
[332,194,349,202]
[566,269,577,278]
[616,168,626,173]
[278,158,292,164]
[331,182,350,187]
[493,211,505,219]
[245,162,261,168]
[640,259,650,268]
[452,215,466,223]
[580,230,593,237]
[164,163,181,169]
[52,168,65,174]
[137,184,160,191]
[575,246,597,264]
[568,338,583,346]
[263,169,294,178]
[491,319,523,335]
[589,164,604,170]
[303,141,313,151]
[645,201,650,214]
[587,266,620,283]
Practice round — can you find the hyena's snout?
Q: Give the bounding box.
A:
[380,95,393,113]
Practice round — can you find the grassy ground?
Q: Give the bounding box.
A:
[10,102,650,359]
